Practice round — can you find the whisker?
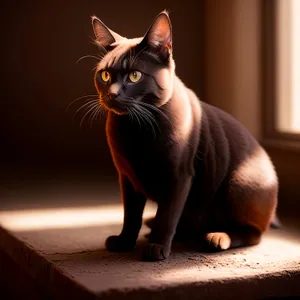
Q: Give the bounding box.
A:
[89,37,108,53]
[75,94,99,100]
[93,104,106,124]
[75,100,98,115]
[128,108,135,125]
[80,103,99,128]
[98,105,104,120]
[73,103,94,122]
[76,55,102,64]
[89,105,100,127]
[66,95,99,112]
[135,107,149,132]
[73,99,98,119]
[142,109,158,140]
[100,104,108,120]
[128,109,134,124]
[92,105,104,126]
[120,98,159,136]
[131,108,142,131]
[97,44,108,55]
[133,106,156,139]
[135,106,157,140]
[97,105,105,121]
[120,96,169,123]
[144,110,161,134]
[138,102,172,126]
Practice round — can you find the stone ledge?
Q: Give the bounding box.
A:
[1,200,300,299]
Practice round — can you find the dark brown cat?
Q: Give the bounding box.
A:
[90,11,278,261]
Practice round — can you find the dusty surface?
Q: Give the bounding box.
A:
[1,183,300,299]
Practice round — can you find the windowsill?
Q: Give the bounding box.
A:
[1,178,300,299]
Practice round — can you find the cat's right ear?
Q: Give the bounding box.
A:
[91,16,122,48]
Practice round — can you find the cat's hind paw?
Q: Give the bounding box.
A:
[105,235,136,252]
[205,232,231,250]
[142,243,171,261]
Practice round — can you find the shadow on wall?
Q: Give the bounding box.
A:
[0,0,204,173]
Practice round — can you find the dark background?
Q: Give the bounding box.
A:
[0,0,204,178]
[0,0,299,235]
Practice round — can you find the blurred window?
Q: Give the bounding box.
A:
[276,0,300,133]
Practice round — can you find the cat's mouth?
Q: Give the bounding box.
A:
[101,98,128,115]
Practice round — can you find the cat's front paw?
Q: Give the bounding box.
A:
[105,235,136,252]
[142,243,171,261]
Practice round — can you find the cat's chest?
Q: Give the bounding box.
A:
[106,116,174,185]
[107,114,172,157]
[108,127,167,169]
[108,122,153,155]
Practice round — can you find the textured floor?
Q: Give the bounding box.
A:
[1,182,300,299]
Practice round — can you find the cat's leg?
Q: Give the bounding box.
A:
[142,175,192,261]
[105,174,147,252]
[203,148,278,251]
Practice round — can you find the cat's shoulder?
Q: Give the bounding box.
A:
[199,101,245,128]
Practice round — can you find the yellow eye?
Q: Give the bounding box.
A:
[129,71,142,83]
[101,71,110,83]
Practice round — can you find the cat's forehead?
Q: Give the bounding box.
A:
[97,37,143,71]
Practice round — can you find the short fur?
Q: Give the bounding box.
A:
[90,11,278,261]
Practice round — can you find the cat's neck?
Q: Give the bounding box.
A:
[106,74,201,143]
[166,75,200,142]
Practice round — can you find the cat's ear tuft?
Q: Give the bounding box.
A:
[91,16,122,48]
[143,11,172,57]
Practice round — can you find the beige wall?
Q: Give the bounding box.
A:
[203,0,261,139]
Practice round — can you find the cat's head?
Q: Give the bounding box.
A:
[92,11,175,115]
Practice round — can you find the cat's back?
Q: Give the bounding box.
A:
[186,99,262,201]
[198,101,259,169]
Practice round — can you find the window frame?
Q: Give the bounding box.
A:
[262,0,300,150]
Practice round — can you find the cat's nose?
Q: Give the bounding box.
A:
[107,92,118,101]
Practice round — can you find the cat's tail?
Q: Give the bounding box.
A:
[270,214,282,229]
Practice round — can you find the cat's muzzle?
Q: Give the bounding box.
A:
[103,97,128,115]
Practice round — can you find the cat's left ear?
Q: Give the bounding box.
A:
[142,10,172,59]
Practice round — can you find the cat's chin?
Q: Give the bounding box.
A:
[107,106,128,115]
[110,109,128,115]
[102,101,128,115]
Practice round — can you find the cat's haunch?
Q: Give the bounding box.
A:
[89,11,278,261]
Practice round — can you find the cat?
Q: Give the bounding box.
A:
[90,11,278,261]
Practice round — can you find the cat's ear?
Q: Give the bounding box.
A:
[142,10,172,58]
[91,16,122,48]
